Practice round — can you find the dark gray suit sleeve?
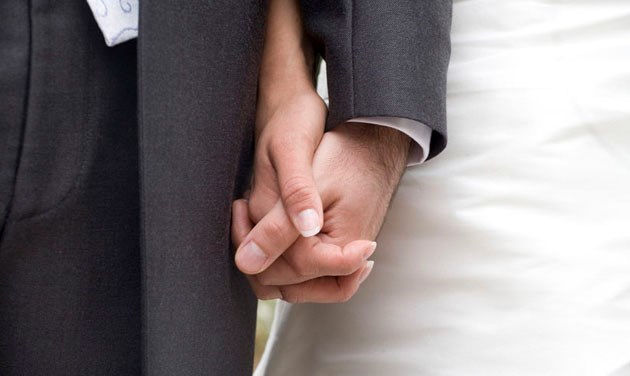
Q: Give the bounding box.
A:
[301,0,452,158]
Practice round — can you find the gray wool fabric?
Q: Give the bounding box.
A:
[0,1,451,375]
[301,0,452,158]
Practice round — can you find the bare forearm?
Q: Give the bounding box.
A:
[334,122,410,192]
[259,0,314,108]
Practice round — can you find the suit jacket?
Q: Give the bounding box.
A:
[0,0,450,375]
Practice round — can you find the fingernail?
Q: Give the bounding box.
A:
[359,261,374,285]
[364,241,377,259]
[237,241,268,273]
[296,209,321,237]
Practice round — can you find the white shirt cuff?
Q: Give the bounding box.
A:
[346,117,432,166]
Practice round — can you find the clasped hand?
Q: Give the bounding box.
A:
[231,89,410,303]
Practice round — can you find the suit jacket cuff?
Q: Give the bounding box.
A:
[302,1,452,159]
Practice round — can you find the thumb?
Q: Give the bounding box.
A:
[269,134,323,237]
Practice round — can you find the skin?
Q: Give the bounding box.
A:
[231,0,410,303]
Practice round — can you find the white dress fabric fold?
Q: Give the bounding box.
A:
[257,0,630,374]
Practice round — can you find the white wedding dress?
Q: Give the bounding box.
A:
[256,1,630,375]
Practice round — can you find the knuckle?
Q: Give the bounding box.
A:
[290,259,315,279]
[264,219,285,238]
[279,287,305,304]
[337,289,355,303]
[260,220,292,248]
[257,290,278,300]
[258,291,278,300]
[251,279,281,300]
[252,287,264,299]
[256,273,271,286]
[250,284,267,299]
[285,245,321,278]
[256,271,280,287]
[337,280,359,303]
[281,175,316,208]
[335,255,360,275]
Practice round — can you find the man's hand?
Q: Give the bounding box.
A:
[233,122,410,303]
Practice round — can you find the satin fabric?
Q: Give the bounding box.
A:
[257,1,630,374]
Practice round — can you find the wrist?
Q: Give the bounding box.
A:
[256,89,324,141]
[334,123,410,186]
[258,66,314,111]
